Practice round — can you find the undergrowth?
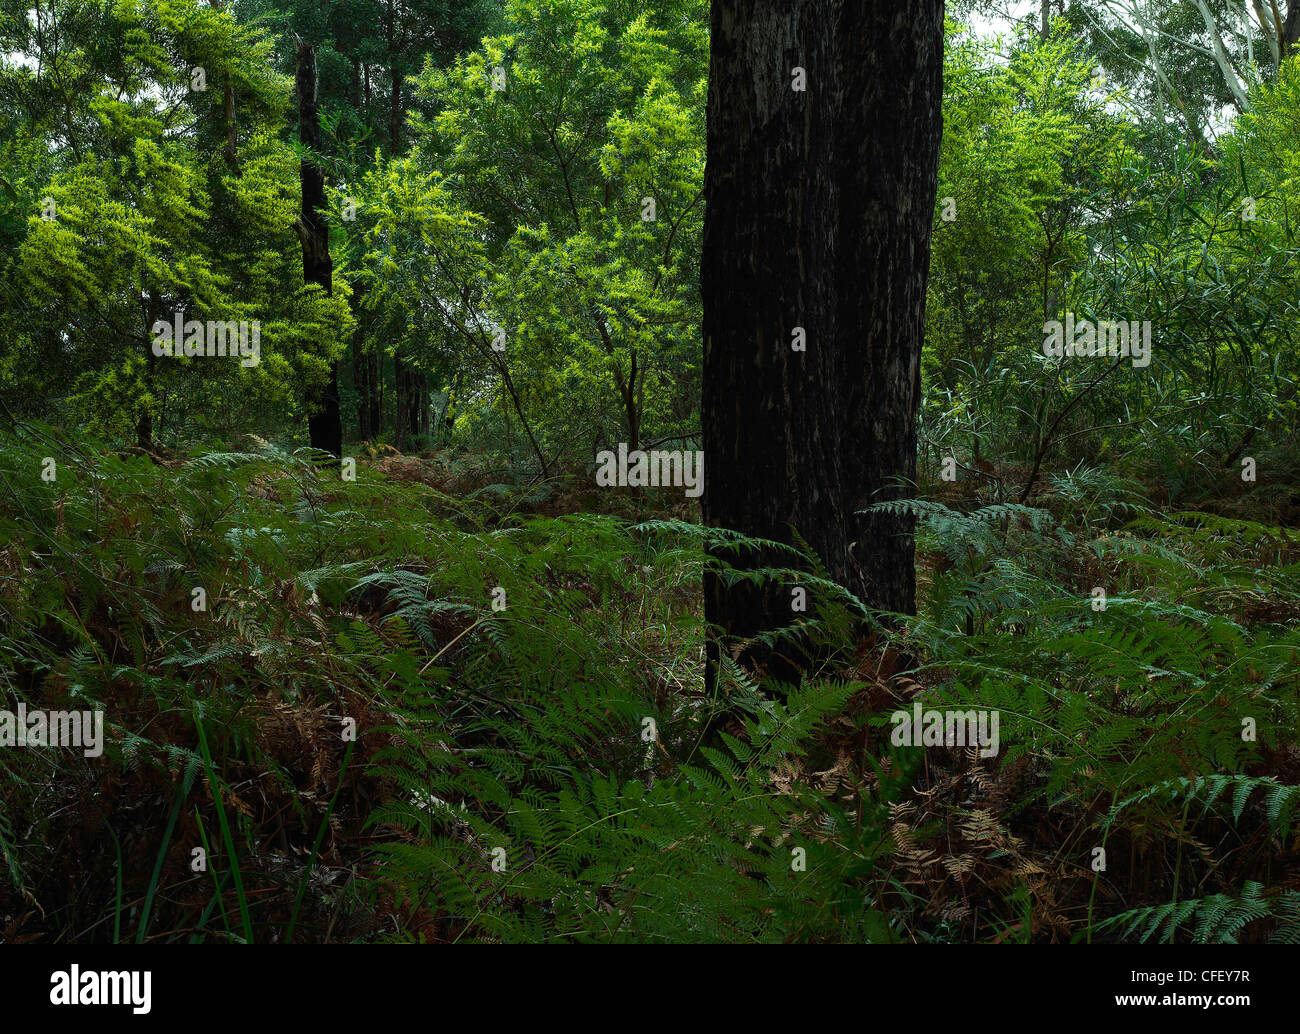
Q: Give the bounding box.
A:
[1,424,1297,942]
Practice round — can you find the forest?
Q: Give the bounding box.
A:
[1,0,1299,948]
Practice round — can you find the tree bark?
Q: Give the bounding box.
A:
[417,373,430,438]
[389,73,402,154]
[837,5,943,621]
[394,348,410,449]
[208,0,238,172]
[223,74,238,172]
[1284,1,1300,55]
[701,1,943,686]
[137,289,163,450]
[350,280,380,441]
[394,347,426,449]
[387,0,402,154]
[295,41,342,459]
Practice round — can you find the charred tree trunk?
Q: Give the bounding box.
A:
[621,350,640,453]
[295,41,342,459]
[837,5,943,623]
[701,1,943,687]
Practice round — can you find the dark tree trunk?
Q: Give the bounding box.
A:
[701,0,943,685]
[362,350,381,442]
[350,281,380,441]
[295,41,342,459]
[223,74,238,171]
[209,0,238,172]
[416,374,430,438]
[620,350,640,453]
[394,347,431,448]
[135,394,154,451]
[837,5,943,622]
[394,349,406,448]
[1285,2,1300,56]
[137,289,162,450]
[388,1,402,154]
[389,77,402,154]
[394,347,414,449]
[135,410,153,451]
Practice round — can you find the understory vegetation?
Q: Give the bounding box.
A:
[2,423,1297,943]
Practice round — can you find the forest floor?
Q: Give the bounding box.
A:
[2,428,1298,943]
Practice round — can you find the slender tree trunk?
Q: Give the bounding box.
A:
[614,361,640,453]
[394,350,407,448]
[416,373,430,438]
[223,75,238,171]
[135,407,152,451]
[366,358,381,440]
[353,339,370,442]
[351,280,380,441]
[389,74,402,154]
[388,1,402,154]
[593,316,641,451]
[394,348,412,449]
[208,0,238,172]
[137,290,162,451]
[295,41,342,459]
[701,0,943,687]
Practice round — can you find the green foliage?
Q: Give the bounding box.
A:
[0,0,353,441]
[1097,881,1297,945]
[868,483,1300,942]
[924,28,1300,511]
[342,0,707,467]
[4,400,1300,943]
[0,422,913,942]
